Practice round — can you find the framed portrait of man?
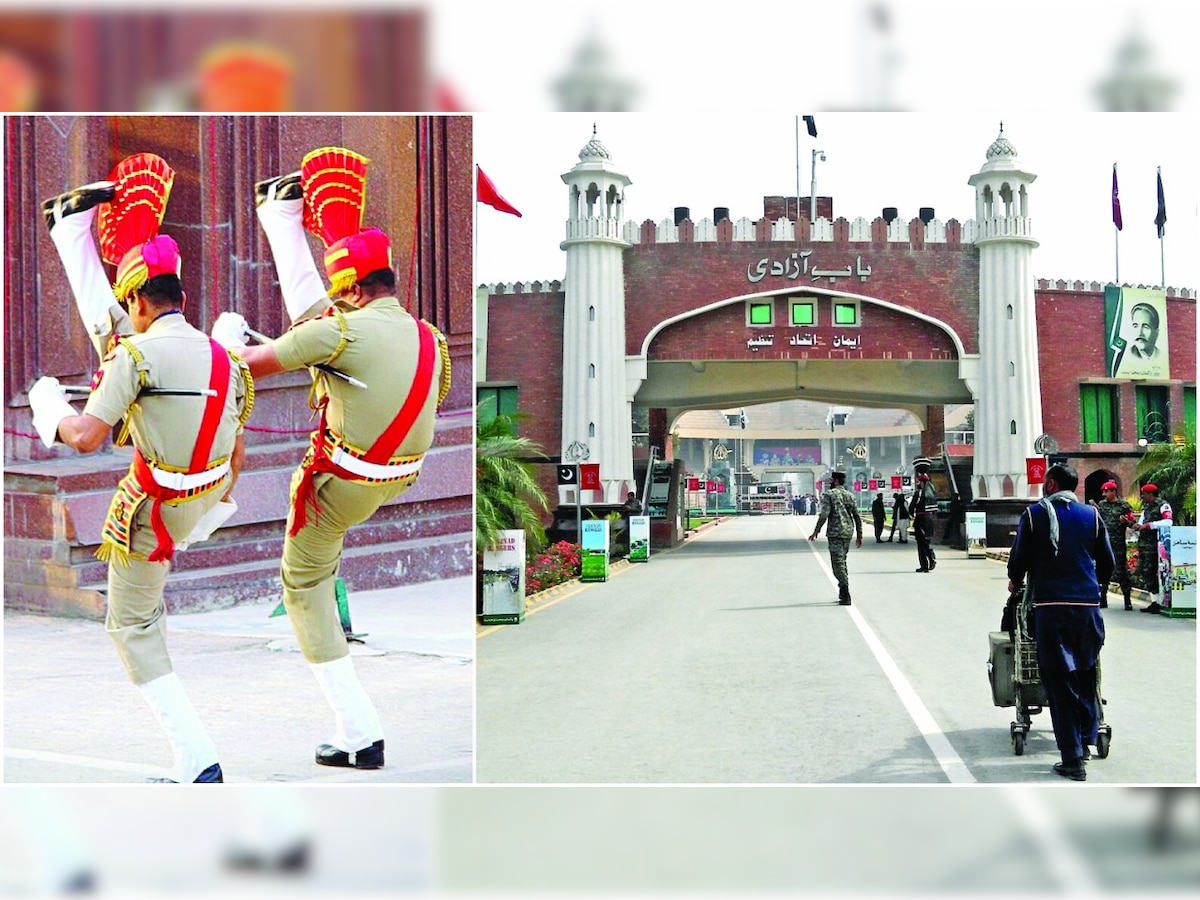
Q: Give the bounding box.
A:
[1105,286,1169,380]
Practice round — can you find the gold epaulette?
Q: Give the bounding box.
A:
[425,321,452,408]
[229,349,255,426]
[108,336,150,447]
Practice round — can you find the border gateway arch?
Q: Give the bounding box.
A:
[480,125,1065,547]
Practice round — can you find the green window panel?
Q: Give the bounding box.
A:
[1079,384,1118,443]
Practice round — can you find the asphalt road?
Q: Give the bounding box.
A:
[476,514,1196,784]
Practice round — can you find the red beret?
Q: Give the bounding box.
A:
[1141,484,1158,494]
[1102,481,1118,491]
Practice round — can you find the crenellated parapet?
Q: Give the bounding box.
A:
[478,280,564,295]
[1035,279,1196,298]
[621,214,969,247]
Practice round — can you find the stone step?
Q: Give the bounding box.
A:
[71,530,474,617]
[5,414,474,618]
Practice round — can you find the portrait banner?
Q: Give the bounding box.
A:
[1105,285,1169,379]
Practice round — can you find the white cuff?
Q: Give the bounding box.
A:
[176,499,238,551]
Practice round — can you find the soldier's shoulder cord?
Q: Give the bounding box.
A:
[228,349,256,426]
[422,320,452,408]
[102,336,149,447]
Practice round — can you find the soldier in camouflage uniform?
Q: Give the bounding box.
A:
[809,469,864,605]
[1133,483,1173,614]
[1093,480,1134,610]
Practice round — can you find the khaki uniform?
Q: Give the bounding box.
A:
[271,296,445,663]
[83,312,251,684]
[49,202,251,687]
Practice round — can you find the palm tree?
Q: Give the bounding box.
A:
[476,407,550,554]
[1135,423,1196,525]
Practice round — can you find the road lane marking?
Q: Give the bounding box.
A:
[5,748,169,778]
[805,536,976,783]
[1003,785,1101,892]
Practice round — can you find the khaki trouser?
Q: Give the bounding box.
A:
[106,481,226,685]
[281,468,417,663]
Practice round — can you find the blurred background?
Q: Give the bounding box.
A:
[1,0,1197,896]
[0,785,1197,893]
[0,1,1194,113]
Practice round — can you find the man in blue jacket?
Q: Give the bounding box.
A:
[1007,463,1114,781]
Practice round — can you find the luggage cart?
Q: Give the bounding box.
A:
[1009,589,1045,755]
[990,586,1111,757]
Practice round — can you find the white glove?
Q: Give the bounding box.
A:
[211,312,249,350]
[29,376,77,449]
[176,498,238,551]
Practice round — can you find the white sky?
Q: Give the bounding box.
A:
[473,112,1198,292]
[435,1,1198,113]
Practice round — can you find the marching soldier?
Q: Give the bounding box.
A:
[1093,480,1135,610]
[808,469,863,605]
[213,147,450,770]
[32,153,252,783]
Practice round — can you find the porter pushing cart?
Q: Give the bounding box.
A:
[989,584,1112,758]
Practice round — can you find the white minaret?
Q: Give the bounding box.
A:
[560,127,634,504]
[968,125,1044,499]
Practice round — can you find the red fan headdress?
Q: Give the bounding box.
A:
[300,146,391,297]
[98,153,178,301]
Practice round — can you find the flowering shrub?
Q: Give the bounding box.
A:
[525,541,582,595]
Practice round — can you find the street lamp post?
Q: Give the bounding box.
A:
[810,149,826,225]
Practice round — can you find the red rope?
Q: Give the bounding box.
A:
[207,116,220,322]
[244,425,313,435]
[405,116,422,315]
[5,428,41,440]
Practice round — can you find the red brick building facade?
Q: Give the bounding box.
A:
[481,202,1195,518]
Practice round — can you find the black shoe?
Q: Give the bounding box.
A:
[255,171,302,206]
[1053,762,1086,781]
[928,559,937,571]
[1141,601,1162,614]
[838,598,852,606]
[42,181,116,231]
[915,567,929,573]
[315,739,384,769]
[148,762,223,783]
[1081,746,1092,761]
[1124,601,1133,611]
[1099,598,1108,608]
[225,839,311,874]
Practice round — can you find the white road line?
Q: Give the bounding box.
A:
[805,534,976,783]
[5,748,169,778]
[1003,785,1101,892]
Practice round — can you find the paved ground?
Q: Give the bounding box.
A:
[3,577,474,784]
[478,514,1195,785]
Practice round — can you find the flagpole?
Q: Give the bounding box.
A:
[795,116,801,227]
[1158,167,1165,287]
[1155,166,1167,288]
[1112,162,1121,284]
